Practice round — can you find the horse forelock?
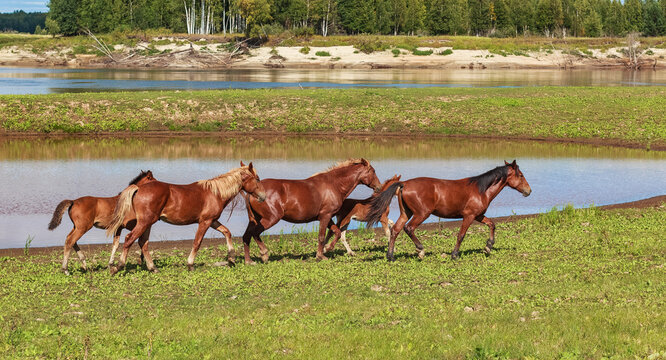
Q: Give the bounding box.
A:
[468,165,509,193]
[309,158,366,178]
[198,166,249,200]
[128,170,151,186]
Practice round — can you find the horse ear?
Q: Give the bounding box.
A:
[396,175,401,180]
[360,158,369,166]
[504,160,510,166]
[248,162,254,173]
[511,159,517,167]
[240,161,246,167]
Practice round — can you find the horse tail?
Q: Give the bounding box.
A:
[48,200,73,230]
[106,185,139,237]
[366,182,403,227]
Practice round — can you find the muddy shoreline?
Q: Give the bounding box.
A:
[1,195,663,256]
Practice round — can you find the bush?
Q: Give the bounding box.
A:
[315,51,330,57]
[391,48,400,57]
[293,26,315,37]
[412,48,433,56]
[353,36,390,54]
[260,23,285,36]
[438,48,453,56]
[299,46,310,54]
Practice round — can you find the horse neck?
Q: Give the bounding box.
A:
[326,166,363,198]
[482,178,508,204]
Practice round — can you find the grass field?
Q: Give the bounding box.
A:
[1,205,665,358]
[2,87,665,147]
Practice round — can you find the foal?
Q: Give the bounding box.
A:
[324,175,401,256]
[48,170,156,274]
[367,161,531,261]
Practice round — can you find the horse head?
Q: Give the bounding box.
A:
[240,161,266,202]
[357,158,382,192]
[505,160,531,197]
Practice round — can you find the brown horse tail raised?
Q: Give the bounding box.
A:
[106,185,139,237]
[366,182,403,227]
[48,200,73,230]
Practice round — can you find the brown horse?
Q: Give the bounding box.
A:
[107,162,266,274]
[242,158,382,263]
[323,175,401,256]
[48,170,156,274]
[367,160,531,261]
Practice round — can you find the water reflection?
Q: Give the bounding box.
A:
[0,67,665,94]
[0,136,664,248]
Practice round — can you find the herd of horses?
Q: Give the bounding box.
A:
[48,158,531,275]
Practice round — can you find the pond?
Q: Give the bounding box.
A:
[1,67,666,94]
[0,136,664,249]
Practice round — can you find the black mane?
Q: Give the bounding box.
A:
[128,170,151,186]
[468,165,508,192]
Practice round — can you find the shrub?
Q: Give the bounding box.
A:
[315,51,330,56]
[438,48,453,56]
[391,48,400,57]
[353,36,390,54]
[412,48,433,56]
[299,46,310,54]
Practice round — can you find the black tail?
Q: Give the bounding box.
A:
[48,200,73,230]
[366,182,403,227]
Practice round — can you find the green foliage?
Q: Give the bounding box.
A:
[299,46,310,54]
[0,206,664,358]
[239,0,273,38]
[315,50,330,56]
[438,48,453,55]
[0,11,46,34]
[44,17,60,37]
[392,48,401,56]
[412,48,433,56]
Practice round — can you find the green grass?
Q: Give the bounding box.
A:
[315,50,330,57]
[1,205,665,358]
[1,87,665,147]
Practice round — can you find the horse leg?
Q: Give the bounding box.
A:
[211,220,235,265]
[323,220,342,255]
[242,224,256,265]
[137,226,156,273]
[253,216,280,263]
[403,213,428,260]
[451,216,475,260]
[187,219,214,271]
[316,215,333,261]
[476,215,496,255]
[387,211,410,262]
[325,213,350,253]
[72,243,87,271]
[338,225,354,256]
[62,227,87,275]
[108,228,122,268]
[380,215,391,242]
[111,223,147,275]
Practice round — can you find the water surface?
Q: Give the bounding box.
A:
[0,137,664,248]
[1,67,665,94]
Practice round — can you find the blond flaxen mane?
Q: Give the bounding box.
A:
[198,166,249,200]
[309,158,365,178]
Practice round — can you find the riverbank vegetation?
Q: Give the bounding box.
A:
[1,87,664,147]
[1,204,664,358]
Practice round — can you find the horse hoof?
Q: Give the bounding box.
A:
[245,261,257,266]
[418,249,425,260]
[187,265,194,271]
[261,254,270,263]
[386,253,395,262]
[451,252,459,260]
[62,269,70,276]
[316,254,328,261]
[150,268,160,274]
[227,257,237,267]
[109,266,119,276]
[484,246,492,255]
[347,251,356,257]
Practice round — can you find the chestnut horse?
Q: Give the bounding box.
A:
[367,160,531,261]
[323,175,401,256]
[107,162,266,274]
[48,170,156,274]
[242,158,382,263]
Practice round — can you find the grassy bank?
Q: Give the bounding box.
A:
[2,87,665,147]
[1,205,665,358]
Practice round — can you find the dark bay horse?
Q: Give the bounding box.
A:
[367,160,531,261]
[48,170,156,274]
[107,162,266,274]
[242,158,382,263]
[323,175,401,256]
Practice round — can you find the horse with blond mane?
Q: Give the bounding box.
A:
[107,162,266,274]
[48,170,156,274]
[242,158,381,263]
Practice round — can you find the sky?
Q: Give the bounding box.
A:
[1,0,48,13]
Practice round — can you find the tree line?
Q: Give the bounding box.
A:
[0,11,47,33]
[23,0,666,37]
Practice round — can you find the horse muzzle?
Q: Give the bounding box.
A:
[255,192,267,203]
[522,188,532,197]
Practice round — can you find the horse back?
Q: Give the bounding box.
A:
[402,177,477,218]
